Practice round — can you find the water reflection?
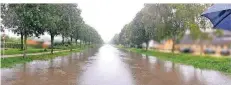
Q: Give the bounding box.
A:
[1,44,231,85]
[123,51,231,85]
[78,45,135,85]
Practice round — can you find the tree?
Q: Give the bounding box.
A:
[188,5,212,55]
[114,4,213,53]
[78,23,103,47]
[64,4,82,51]
[1,4,24,50]
[156,4,209,52]
[38,4,83,53]
[118,24,133,47]
[214,29,224,37]
[38,4,64,54]
[141,4,172,44]
[1,4,103,55]
[110,34,119,45]
[73,18,84,45]
[1,4,45,57]
[131,12,150,49]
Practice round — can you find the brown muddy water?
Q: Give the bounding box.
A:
[1,44,231,85]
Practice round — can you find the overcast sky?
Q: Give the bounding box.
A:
[78,1,144,42]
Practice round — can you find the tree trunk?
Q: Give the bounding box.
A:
[80,40,82,48]
[62,35,64,45]
[22,6,27,58]
[70,37,73,51]
[20,32,23,50]
[171,39,175,53]
[145,41,149,51]
[86,41,88,46]
[23,34,27,58]
[50,34,54,54]
[75,39,77,45]
[172,63,175,71]
[200,42,203,55]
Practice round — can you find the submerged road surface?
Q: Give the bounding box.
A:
[1,44,231,85]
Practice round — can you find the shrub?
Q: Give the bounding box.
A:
[1,42,21,49]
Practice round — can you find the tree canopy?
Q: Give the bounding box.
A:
[1,4,103,57]
[112,4,215,52]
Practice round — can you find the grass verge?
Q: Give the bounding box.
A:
[1,48,62,55]
[119,46,231,74]
[1,48,85,68]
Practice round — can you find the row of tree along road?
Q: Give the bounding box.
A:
[1,4,103,57]
[111,4,224,53]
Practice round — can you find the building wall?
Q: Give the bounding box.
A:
[155,39,173,50]
[27,40,39,45]
[151,39,230,57]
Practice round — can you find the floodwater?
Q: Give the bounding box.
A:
[1,44,231,85]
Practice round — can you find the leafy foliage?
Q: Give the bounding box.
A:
[1,4,103,57]
[112,4,212,52]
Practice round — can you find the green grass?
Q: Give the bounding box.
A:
[1,48,62,55]
[1,48,85,68]
[0,44,90,55]
[1,43,96,55]
[119,47,231,74]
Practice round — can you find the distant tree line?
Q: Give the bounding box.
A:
[1,4,103,57]
[111,4,223,52]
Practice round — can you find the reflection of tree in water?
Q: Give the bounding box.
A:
[23,62,27,72]
[145,55,149,60]
[131,54,186,85]
[184,68,206,85]
[127,52,219,85]
[22,62,27,79]
[61,56,64,68]
[49,59,54,76]
[129,51,134,58]
[68,53,73,66]
[145,55,151,71]
[151,60,182,85]
[174,65,207,85]
[124,50,186,85]
[155,58,162,70]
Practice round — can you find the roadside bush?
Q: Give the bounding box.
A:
[53,44,69,50]
[1,42,44,49]
[1,42,21,49]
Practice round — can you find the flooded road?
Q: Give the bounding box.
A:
[1,44,231,85]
